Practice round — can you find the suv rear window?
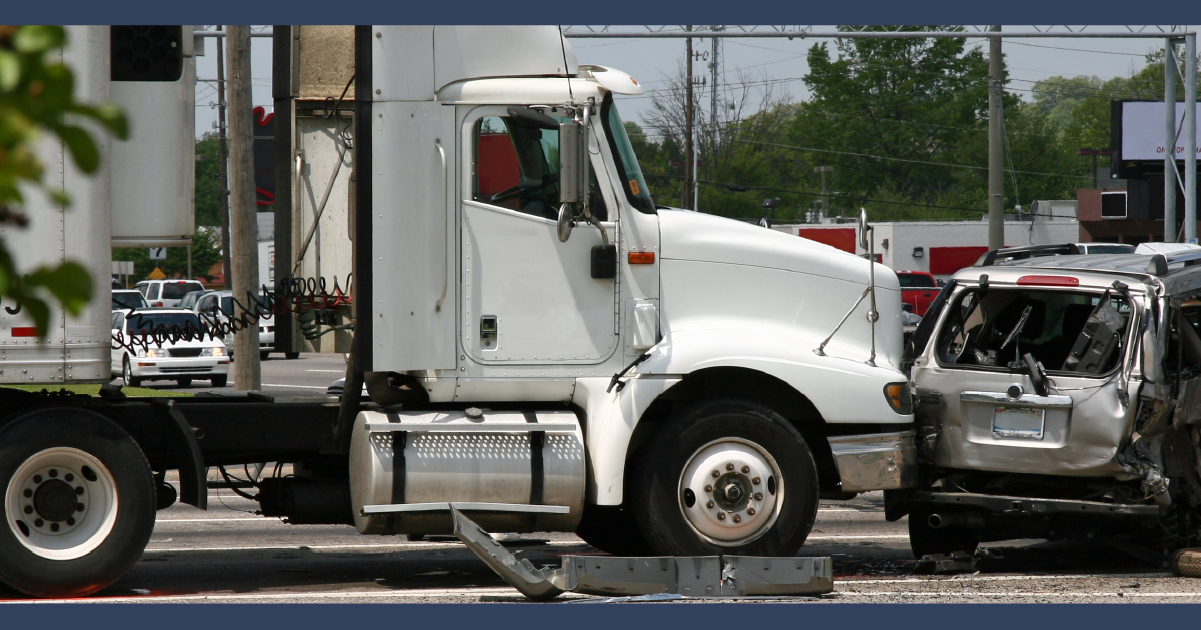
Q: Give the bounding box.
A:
[161,282,203,299]
[935,288,1131,375]
[898,273,936,288]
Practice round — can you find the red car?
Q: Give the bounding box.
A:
[896,270,939,316]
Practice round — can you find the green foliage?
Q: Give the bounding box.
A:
[0,25,127,336]
[113,228,224,284]
[195,133,222,226]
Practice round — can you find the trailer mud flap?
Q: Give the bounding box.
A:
[450,508,834,600]
[158,400,207,510]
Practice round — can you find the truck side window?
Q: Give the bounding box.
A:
[472,115,606,221]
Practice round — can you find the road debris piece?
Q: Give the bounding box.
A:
[451,507,834,600]
[913,551,976,575]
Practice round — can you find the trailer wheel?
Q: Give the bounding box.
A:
[0,408,155,597]
[211,375,227,387]
[122,358,142,388]
[630,398,819,557]
[907,507,979,559]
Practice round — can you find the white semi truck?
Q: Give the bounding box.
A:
[0,25,915,597]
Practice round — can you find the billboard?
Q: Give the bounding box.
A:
[1113,101,1201,177]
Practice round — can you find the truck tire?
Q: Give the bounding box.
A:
[211,375,228,388]
[574,504,654,556]
[0,408,155,597]
[907,507,980,559]
[630,398,819,557]
[122,358,142,388]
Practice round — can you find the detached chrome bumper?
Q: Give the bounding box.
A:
[828,431,917,493]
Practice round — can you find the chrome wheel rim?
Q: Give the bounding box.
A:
[5,447,119,560]
[677,437,782,546]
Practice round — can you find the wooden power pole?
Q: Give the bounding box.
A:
[987,26,1004,251]
[683,27,694,211]
[216,25,232,287]
[226,25,261,390]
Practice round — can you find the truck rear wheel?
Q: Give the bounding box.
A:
[630,399,819,557]
[0,408,155,597]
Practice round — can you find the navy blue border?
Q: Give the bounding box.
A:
[8,0,1201,26]
[9,602,1201,630]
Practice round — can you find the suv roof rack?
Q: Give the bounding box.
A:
[976,243,1081,267]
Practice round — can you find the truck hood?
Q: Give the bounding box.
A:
[657,209,898,291]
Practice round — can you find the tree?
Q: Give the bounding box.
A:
[0,25,127,335]
[195,133,222,226]
[112,227,224,284]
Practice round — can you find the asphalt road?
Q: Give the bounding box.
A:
[3,489,1195,604]
[119,352,351,396]
[54,353,1201,602]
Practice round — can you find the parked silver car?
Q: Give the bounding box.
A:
[895,245,1201,559]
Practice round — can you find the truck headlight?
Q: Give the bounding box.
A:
[884,382,913,415]
[201,347,225,357]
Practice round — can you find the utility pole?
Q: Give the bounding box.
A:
[987,26,1004,251]
[227,25,261,390]
[710,28,720,143]
[1165,38,1178,242]
[216,25,232,286]
[815,166,833,218]
[683,26,694,210]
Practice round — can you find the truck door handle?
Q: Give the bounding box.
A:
[435,140,448,313]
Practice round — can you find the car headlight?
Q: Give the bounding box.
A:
[135,347,145,358]
[201,347,225,357]
[145,348,166,358]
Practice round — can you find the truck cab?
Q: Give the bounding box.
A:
[343,26,917,557]
[899,247,1201,558]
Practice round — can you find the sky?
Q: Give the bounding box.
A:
[192,26,1187,140]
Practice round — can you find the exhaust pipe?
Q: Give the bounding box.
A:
[928,512,985,529]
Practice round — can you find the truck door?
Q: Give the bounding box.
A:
[459,109,618,365]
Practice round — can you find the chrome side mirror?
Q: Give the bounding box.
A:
[557,203,574,242]
[858,207,870,250]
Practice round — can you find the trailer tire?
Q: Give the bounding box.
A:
[630,398,819,557]
[907,507,979,559]
[122,358,142,388]
[0,408,155,597]
[574,504,654,556]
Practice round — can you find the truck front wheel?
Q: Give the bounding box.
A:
[0,408,156,597]
[630,399,819,557]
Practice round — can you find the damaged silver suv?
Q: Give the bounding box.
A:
[891,245,1201,559]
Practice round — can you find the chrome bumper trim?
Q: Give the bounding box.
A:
[828,430,917,493]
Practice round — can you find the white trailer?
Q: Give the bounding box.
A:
[0,25,915,598]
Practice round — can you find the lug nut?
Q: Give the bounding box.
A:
[706,501,715,509]
[747,507,756,515]
[726,463,735,471]
[33,475,42,484]
[717,513,726,521]
[704,485,713,492]
[755,492,763,501]
[733,514,742,523]
[752,477,761,485]
[711,470,720,478]
[741,465,750,473]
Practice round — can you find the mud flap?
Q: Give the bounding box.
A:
[451,508,834,600]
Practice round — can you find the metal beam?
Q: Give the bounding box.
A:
[1166,40,1178,241]
[1186,33,1198,243]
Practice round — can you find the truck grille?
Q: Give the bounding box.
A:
[168,348,202,357]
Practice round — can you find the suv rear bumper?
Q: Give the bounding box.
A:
[828,431,917,493]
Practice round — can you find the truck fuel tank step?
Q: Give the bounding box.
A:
[361,502,570,516]
[450,508,834,601]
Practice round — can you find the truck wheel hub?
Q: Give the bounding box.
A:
[6,447,118,560]
[678,438,782,546]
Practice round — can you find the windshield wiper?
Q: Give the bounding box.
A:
[1000,305,1033,370]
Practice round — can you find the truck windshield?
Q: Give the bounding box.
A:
[601,95,654,214]
[935,288,1131,375]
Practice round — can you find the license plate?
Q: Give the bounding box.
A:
[992,407,1045,440]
